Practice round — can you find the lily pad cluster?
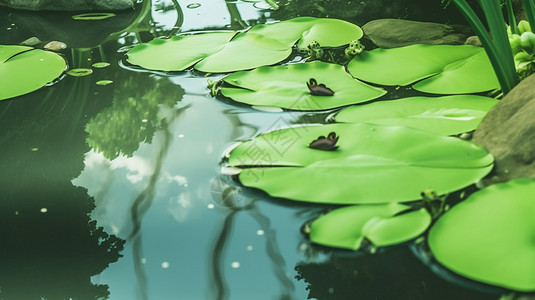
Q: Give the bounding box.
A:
[126,17,363,73]
[0,45,66,101]
[213,44,499,111]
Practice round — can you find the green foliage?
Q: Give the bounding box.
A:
[509,20,535,78]
[347,44,500,94]
[0,45,66,100]
[429,178,535,291]
[126,17,363,73]
[452,0,520,94]
[218,61,386,110]
[226,123,493,204]
[334,95,499,135]
[85,76,182,160]
[309,203,431,250]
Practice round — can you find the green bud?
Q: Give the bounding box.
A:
[518,20,532,34]
[520,31,535,52]
[514,51,531,62]
[509,34,522,53]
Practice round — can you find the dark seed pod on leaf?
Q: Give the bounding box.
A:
[307,78,335,96]
[309,132,339,151]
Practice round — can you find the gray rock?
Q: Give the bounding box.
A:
[472,74,535,185]
[0,0,134,11]
[362,18,469,48]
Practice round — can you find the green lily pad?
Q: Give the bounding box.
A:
[126,17,363,73]
[0,45,66,101]
[246,17,363,49]
[347,44,500,94]
[194,32,292,73]
[428,178,535,292]
[67,68,93,77]
[226,123,493,204]
[92,62,111,68]
[72,13,116,21]
[309,203,431,250]
[333,95,499,135]
[219,61,386,110]
[126,32,236,72]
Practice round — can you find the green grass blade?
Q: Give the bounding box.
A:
[524,0,535,33]
[506,0,519,34]
[453,0,518,93]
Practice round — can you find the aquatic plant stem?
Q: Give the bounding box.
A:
[453,0,519,94]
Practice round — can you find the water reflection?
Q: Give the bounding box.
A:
[0,62,125,300]
[294,246,497,300]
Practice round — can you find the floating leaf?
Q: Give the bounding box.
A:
[334,95,499,135]
[96,80,113,86]
[0,45,66,101]
[67,68,93,77]
[226,123,493,204]
[126,32,236,72]
[428,178,535,292]
[126,17,363,73]
[220,61,386,110]
[72,13,116,21]
[246,17,363,49]
[92,62,111,68]
[194,32,292,73]
[347,44,500,94]
[309,204,431,250]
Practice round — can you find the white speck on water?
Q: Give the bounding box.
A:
[231,261,240,269]
[256,230,264,236]
[207,203,215,209]
[161,261,170,269]
[246,245,253,251]
[40,208,48,213]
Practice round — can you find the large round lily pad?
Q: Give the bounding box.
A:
[219,61,386,110]
[226,123,493,204]
[334,95,499,135]
[0,45,66,100]
[428,178,535,292]
[126,17,363,73]
[309,203,431,250]
[347,44,500,94]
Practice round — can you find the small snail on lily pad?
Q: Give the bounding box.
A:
[307,78,335,96]
[309,132,339,151]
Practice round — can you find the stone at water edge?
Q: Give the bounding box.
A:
[473,74,535,186]
[0,0,134,11]
[362,19,469,49]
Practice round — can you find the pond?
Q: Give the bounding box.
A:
[0,0,504,299]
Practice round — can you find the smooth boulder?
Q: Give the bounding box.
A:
[362,19,469,48]
[0,0,134,11]
[473,74,535,185]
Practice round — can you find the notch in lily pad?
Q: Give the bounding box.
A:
[308,203,432,251]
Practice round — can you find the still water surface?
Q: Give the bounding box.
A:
[0,1,497,299]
